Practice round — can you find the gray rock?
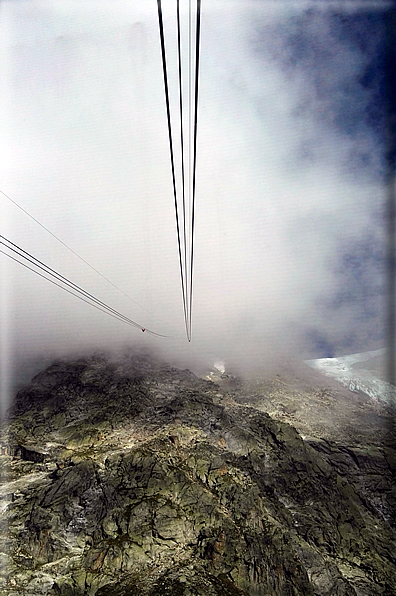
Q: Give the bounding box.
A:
[1,350,395,595]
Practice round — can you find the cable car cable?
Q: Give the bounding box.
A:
[188,0,201,340]
[0,189,154,317]
[157,0,190,341]
[0,249,154,332]
[177,0,188,312]
[1,236,139,330]
[0,237,167,337]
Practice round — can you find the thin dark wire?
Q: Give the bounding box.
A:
[0,238,167,337]
[177,0,188,316]
[157,0,190,340]
[188,0,193,320]
[1,236,140,330]
[0,250,149,332]
[188,0,201,341]
[0,190,153,316]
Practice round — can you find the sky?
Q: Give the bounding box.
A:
[0,0,393,397]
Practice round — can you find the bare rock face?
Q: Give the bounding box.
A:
[0,350,395,595]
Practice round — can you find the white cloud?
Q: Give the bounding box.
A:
[0,1,387,383]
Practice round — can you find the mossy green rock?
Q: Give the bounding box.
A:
[1,351,395,595]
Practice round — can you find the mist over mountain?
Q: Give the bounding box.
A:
[1,3,394,593]
[0,2,390,385]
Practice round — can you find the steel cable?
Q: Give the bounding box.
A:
[188,0,201,340]
[0,236,167,337]
[177,0,188,310]
[157,0,201,342]
[0,190,153,316]
[157,0,190,340]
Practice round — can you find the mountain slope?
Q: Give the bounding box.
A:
[1,350,395,595]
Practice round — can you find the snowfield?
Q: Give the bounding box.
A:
[305,348,395,403]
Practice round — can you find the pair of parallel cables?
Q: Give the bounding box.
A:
[157,0,201,342]
[0,190,167,337]
[0,231,167,338]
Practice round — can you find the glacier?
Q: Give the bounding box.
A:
[305,348,395,403]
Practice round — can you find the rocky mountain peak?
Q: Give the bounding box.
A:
[1,349,395,595]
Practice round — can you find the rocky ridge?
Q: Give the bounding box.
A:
[0,350,395,595]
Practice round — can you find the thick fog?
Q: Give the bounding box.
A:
[0,1,390,406]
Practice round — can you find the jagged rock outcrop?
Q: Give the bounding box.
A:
[0,350,395,595]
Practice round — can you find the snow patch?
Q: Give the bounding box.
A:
[305,349,395,403]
